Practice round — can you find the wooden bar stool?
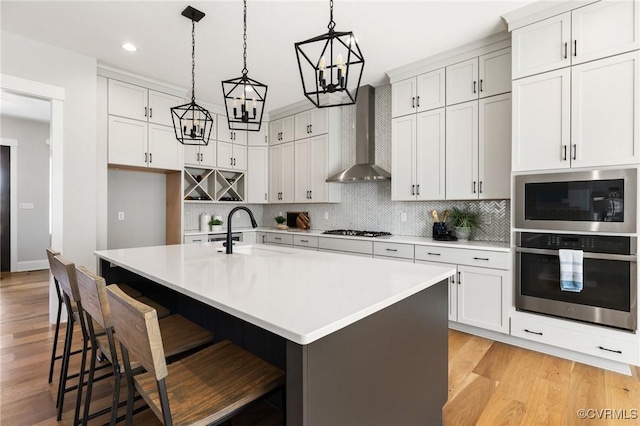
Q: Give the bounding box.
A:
[75,270,215,425]
[106,285,285,426]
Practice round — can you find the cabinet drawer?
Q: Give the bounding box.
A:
[294,235,318,249]
[318,238,373,255]
[184,235,207,243]
[265,233,293,246]
[414,245,509,269]
[511,315,639,365]
[373,242,414,260]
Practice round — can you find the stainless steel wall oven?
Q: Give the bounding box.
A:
[515,169,636,233]
[515,232,637,331]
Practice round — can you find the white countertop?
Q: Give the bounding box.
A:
[185,227,510,252]
[95,243,455,345]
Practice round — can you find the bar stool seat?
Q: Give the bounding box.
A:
[135,297,170,319]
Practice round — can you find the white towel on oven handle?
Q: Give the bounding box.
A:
[572,249,583,292]
[559,249,583,292]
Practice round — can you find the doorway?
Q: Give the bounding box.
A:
[1,145,10,271]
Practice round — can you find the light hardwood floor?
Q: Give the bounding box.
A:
[1,270,639,425]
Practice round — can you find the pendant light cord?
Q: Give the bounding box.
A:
[191,19,196,103]
[242,0,248,76]
[328,0,335,31]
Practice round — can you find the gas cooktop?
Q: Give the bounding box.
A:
[322,230,392,238]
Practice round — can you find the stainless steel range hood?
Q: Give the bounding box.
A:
[326,85,391,183]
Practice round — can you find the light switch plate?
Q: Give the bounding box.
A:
[118,212,125,220]
[19,202,34,209]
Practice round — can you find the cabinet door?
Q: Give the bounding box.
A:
[415,260,457,321]
[217,141,234,169]
[416,69,445,112]
[199,143,217,168]
[457,265,509,333]
[479,48,512,98]
[269,119,283,145]
[281,142,295,202]
[309,135,328,202]
[446,101,478,200]
[269,145,282,203]
[294,139,310,202]
[512,68,571,172]
[391,115,416,201]
[446,58,479,105]
[148,124,183,171]
[512,12,571,79]
[217,114,234,144]
[309,108,328,136]
[247,123,268,146]
[184,145,201,166]
[571,51,639,168]
[416,108,445,200]
[148,91,180,126]
[232,144,247,171]
[247,146,268,203]
[108,115,148,167]
[479,94,511,199]
[294,111,311,140]
[391,78,416,118]
[281,116,295,143]
[571,0,639,66]
[108,80,148,121]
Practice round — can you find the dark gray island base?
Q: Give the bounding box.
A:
[99,259,448,425]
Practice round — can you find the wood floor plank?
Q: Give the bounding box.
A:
[443,373,497,426]
[472,341,516,382]
[492,345,542,404]
[475,392,526,426]
[563,362,608,426]
[448,335,494,400]
[519,377,570,426]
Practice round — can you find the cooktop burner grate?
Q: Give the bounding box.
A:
[322,230,392,238]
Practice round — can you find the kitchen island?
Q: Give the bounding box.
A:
[95,242,455,425]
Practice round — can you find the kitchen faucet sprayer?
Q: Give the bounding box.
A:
[226,207,258,254]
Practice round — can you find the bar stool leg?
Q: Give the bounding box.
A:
[56,316,73,419]
[48,283,64,383]
[81,339,98,426]
[73,317,90,426]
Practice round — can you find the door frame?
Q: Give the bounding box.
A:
[0,138,18,271]
[1,74,65,323]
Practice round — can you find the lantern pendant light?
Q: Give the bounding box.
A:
[222,0,267,132]
[294,0,365,108]
[171,6,214,146]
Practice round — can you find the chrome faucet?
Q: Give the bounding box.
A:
[226,206,258,254]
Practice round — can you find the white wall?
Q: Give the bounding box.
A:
[0,116,50,267]
[1,31,98,272]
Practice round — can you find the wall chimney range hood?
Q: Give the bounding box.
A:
[326,85,391,183]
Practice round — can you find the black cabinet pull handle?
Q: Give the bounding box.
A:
[598,346,622,354]
[473,81,477,94]
[574,40,577,57]
[479,181,483,194]
[145,152,148,163]
[451,275,455,284]
[473,257,490,261]
[149,153,152,163]
[411,184,415,196]
[457,271,461,284]
[231,157,233,166]
[144,106,148,117]
[416,184,420,196]
[386,248,398,252]
[572,144,577,160]
[149,107,153,118]
[563,145,567,161]
[416,96,420,108]
[412,97,415,108]
[473,181,477,194]
[427,252,441,256]
[275,237,281,240]
[564,42,568,59]
[309,190,312,199]
[310,124,313,133]
[479,79,483,92]
[300,239,309,243]
[524,329,543,336]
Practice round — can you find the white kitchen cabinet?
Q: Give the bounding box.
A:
[571,51,639,168]
[147,91,180,126]
[446,58,479,105]
[478,94,511,199]
[269,142,294,203]
[108,80,179,127]
[391,109,445,201]
[269,116,294,145]
[255,232,266,244]
[512,13,571,79]
[247,146,268,204]
[108,116,183,171]
[457,265,509,333]
[318,237,373,257]
[446,101,478,200]
[294,109,328,140]
[216,114,247,145]
[247,122,268,146]
[512,68,571,172]
[478,48,512,98]
[417,260,458,321]
[512,1,639,79]
[184,143,216,168]
[391,69,446,118]
[217,141,247,171]
[265,233,293,246]
[294,135,337,203]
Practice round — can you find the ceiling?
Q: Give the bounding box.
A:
[0,1,536,112]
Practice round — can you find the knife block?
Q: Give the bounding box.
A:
[432,222,448,238]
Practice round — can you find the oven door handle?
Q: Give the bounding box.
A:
[515,247,636,262]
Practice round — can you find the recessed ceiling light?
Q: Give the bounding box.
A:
[122,43,137,52]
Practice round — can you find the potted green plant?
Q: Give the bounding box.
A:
[275,215,288,230]
[209,218,223,232]
[448,207,481,241]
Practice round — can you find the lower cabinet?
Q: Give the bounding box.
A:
[457,265,509,333]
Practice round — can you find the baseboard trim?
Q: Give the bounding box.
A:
[449,322,634,376]
[17,259,48,272]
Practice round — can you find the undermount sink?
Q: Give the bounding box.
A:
[214,246,291,257]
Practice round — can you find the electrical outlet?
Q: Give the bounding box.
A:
[278,212,283,217]
[118,212,125,221]
[19,203,34,209]
[401,212,407,222]
[484,214,492,225]
[324,212,329,220]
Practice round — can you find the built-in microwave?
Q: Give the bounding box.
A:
[514,169,637,233]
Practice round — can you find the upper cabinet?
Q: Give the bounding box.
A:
[294,109,328,140]
[247,123,268,146]
[269,116,294,145]
[247,146,269,204]
[512,1,639,79]
[216,114,247,145]
[107,79,183,171]
[391,68,445,118]
[446,48,512,105]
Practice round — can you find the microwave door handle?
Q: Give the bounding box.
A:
[515,247,636,262]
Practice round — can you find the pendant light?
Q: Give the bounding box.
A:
[171,6,214,146]
[222,0,267,132]
[294,0,364,108]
